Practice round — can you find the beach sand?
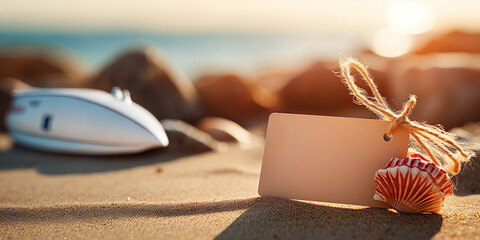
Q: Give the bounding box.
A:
[0,133,479,239]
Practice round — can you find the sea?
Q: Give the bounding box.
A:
[0,31,361,78]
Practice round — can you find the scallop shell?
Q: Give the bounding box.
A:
[374,154,453,214]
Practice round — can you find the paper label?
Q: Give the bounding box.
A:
[258,113,409,208]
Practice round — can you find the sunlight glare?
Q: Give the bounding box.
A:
[387,1,435,34]
[372,28,411,57]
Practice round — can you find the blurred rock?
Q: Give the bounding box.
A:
[0,78,31,132]
[90,48,200,122]
[161,119,227,153]
[389,54,480,129]
[277,63,348,114]
[415,31,480,54]
[197,117,260,149]
[0,52,84,87]
[195,74,276,126]
[276,61,391,116]
[0,91,11,132]
[256,66,304,93]
[0,77,30,92]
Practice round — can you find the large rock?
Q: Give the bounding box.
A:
[276,61,391,117]
[195,74,276,126]
[0,52,83,87]
[0,78,31,131]
[415,31,480,54]
[389,54,480,129]
[90,48,200,122]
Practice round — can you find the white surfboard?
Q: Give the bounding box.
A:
[5,87,169,155]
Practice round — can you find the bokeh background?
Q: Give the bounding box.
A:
[1,0,480,136]
[1,2,480,239]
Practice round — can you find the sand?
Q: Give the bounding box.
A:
[0,133,479,239]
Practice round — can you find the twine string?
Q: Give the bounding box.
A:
[339,57,474,175]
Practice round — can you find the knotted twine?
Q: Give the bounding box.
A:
[338,57,475,175]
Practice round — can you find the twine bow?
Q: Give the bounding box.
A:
[339,57,475,175]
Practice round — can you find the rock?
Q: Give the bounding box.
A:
[276,61,391,116]
[415,31,480,54]
[197,117,260,149]
[161,119,227,153]
[0,91,12,132]
[89,48,200,123]
[195,74,276,126]
[0,78,31,131]
[449,122,480,196]
[277,64,349,114]
[256,66,304,93]
[389,54,480,129]
[0,52,84,87]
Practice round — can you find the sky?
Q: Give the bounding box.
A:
[0,0,479,35]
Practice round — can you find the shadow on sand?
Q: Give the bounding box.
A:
[0,144,186,174]
[214,197,442,240]
[0,198,259,224]
[0,197,443,239]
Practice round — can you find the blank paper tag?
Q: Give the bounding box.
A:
[258,113,409,208]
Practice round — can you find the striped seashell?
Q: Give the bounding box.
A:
[374,154,453,214]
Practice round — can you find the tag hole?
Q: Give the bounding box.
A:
[383,133,392,142]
